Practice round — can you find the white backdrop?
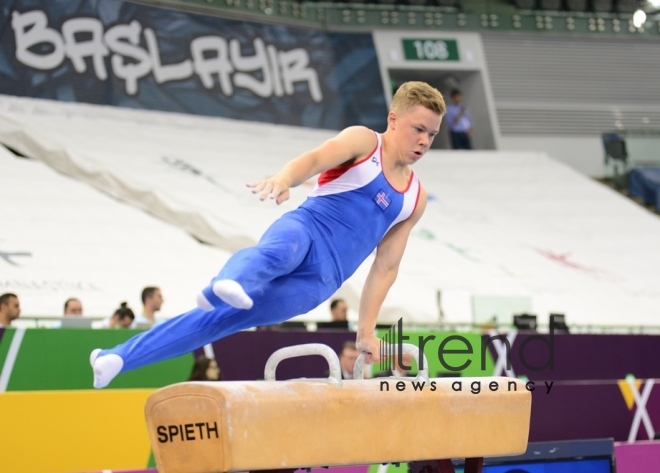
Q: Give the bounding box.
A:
[0,146,232,320]
[1,95,660,327]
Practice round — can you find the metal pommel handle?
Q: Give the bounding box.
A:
[264,343,342,385]
[354,342,429,382]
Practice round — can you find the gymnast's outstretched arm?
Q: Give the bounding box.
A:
[356,187,428,364]
[247,126,378,204]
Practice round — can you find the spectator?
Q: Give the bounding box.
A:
[445,89,473,150]
[188,356,222,381]
[132,286,164,329]
[100,302,135,329]
[64,298,83,316]
[330,299,348,322]
[317,298,350,330]
[52,297,85,328]
[0,293,20,328]
[338,341,368,380]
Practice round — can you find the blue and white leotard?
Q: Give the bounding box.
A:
[97,132,421,373]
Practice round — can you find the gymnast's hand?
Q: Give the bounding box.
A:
[356,332,381,365]
[247,176,290,205]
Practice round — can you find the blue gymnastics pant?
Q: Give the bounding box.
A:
[98,210,342,373]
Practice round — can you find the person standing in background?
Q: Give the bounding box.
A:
[132,286,164,329]
[446,89,473,150]
[0,293,20,328]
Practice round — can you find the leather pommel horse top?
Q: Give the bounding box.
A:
[144,344,532,473]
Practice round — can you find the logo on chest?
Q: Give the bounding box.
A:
[373,190,391,211]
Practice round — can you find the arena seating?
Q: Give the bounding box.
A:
[2,95,660,328]
[0,143,232,321]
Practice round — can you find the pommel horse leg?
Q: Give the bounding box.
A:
[144,344,531,473]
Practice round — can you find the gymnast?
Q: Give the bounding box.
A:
[90,81,445,388]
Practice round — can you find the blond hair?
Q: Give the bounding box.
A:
[390,81,446,116]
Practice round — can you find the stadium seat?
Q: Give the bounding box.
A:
[566,0,589,11]
[513,314,538,331]
[614,0,638,13]
[434,0,461,6]
[538,0,562,10]
[591,0,613,12]
[602,133,628,167]
[514,0,538,10]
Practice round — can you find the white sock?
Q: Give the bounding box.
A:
[90,349,124,389]
[213,279,254,310]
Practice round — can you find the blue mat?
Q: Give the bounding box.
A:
[628,166,660,211]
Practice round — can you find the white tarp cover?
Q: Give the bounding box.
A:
[0,145,232,320]
[1,95,660,327]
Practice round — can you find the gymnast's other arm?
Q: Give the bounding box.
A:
[356,187,428,364]
[247,126,377,204]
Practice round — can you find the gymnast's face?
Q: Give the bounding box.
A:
[389,104,442,164]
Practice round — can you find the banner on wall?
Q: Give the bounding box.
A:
[0,0,387,130]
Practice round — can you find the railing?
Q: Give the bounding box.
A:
[127,0,660,36]
[11,315,660,334]
[12,315,107,329]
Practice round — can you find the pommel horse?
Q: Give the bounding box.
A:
[144,343,531,473]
